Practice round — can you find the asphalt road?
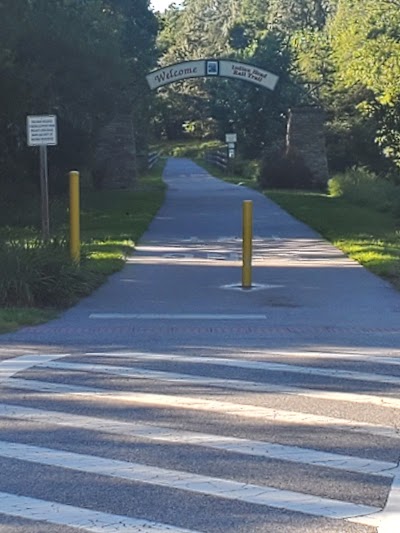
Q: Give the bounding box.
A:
[0,158,399,532]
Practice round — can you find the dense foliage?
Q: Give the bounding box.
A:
[2,0,400,199]
[154,0,400,179]
[0,239,102,307]
[0,163,166,310]
[0,0,158,200]
[154,0,296,153]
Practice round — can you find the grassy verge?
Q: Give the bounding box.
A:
[0,308,59,334]
[199,159,260,189]
[81,165,166,275]
[0,161,166,333]
[266,190,400,289]
[151,138,260,188]
[151,139,223,158]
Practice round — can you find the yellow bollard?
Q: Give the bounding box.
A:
[242,200,253,289]
[69,170,80,264]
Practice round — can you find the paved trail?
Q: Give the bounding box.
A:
[0,158,399,532]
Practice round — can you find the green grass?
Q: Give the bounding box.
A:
[151,138,260,188]
[80,168,166,275]
[198,159,260,188]
[266,190,400,289]
[151,138,223,158]
[0,161,166,332]
[0,308,59,334]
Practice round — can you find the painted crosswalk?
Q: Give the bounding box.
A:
[0,441,380,519]
[34,360,400,409]
[6,377,400,440]
[0,491,200,533]
[0,404,395,476]
[0,350,399,532]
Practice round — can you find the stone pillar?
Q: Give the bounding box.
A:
[286,106,329,186]
[94,114,137,190]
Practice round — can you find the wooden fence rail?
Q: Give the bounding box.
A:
[148,151,162,169]
[204,149,228,170]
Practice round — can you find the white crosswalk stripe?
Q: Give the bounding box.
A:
[0,491,201,532]
[0,404,395,476]
[85,350,400,386]
[5,377,400,440]
[37,359,400,410]
[0,441,380,519]
[0,350,399,532]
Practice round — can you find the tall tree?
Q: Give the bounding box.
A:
[155,0,243,139]
[101,0,158,149]
[267,0,337,32]
[161,0,241,62]
[329,0,400,167]
[155,0,302,150]
[0,0,158,194]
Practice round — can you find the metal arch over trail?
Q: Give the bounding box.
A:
[146,59,279,91]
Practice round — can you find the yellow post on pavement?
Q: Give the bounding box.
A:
[242,200,253,289]
[69,170,80,264]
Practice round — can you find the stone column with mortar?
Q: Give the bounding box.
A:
[94,114,137,190]
[286,106,329,187]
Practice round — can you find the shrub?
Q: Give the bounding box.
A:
[170,141,223,159]
[0,192,67,230]
[0,239,102,308]
[243,160,262,181]
[328,167,400,213]
[258,145,316,190]
[225,157,261,182]
[227,156,247,177]
[326,115,386,174]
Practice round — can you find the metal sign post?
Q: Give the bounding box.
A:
[39,145,50,240]
[228,142,236,159]
[226,134,237,159]
[27,115,58,241]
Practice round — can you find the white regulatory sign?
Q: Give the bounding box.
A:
[225,133,237,143]
[27,115,58,146]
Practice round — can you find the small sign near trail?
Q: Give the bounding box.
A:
[26,114,58,240]
[27,115,58,146]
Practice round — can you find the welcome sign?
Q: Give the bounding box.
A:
[146,61,206,90]
[147,60,279,91]
[219,61,279,91]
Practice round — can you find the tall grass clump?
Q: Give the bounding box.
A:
[0,239,102,308]
[328,167,400,214]
[168,140,224,159]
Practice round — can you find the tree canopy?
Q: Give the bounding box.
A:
[153,0,400,175]
[0,0,158,194]
[2,0,400,197]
